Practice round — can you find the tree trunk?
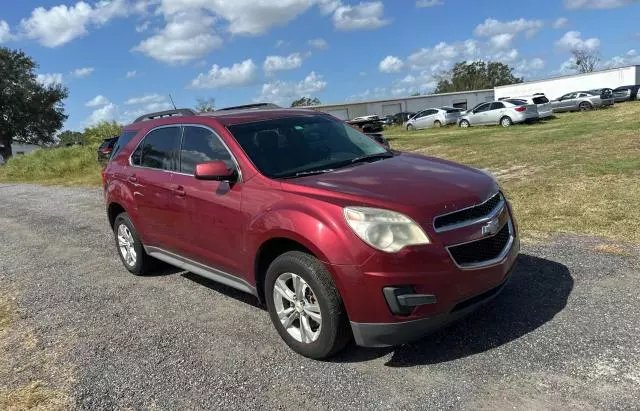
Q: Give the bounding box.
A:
[0,136,12,161]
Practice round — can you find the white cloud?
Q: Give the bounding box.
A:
[552,17,569,29]
[36,73,64,86]
[489,33,515,50]
[416,0,443,7]
[555,30,600,52]
[602,49,640,68]
[135,21,150,32]
[257,72,327,105]
[556,57,578,74]
[72,67,94,78]
[513,58,545,78]
[86,102,118,126]
[126,70,137,79]
[474,18,544,39]
[488,48,519,63]
[263,53,303,74]
[0,20,14,43]
[190,59,258,88]
[132,12,223,64]
[379,55,404,73]
[564,0,639,9]
[86,95,110,107]
[125,93,167,105]
[408,40,479,70]
[20,0,130,47]
[275,39,289,48]
[333,1,390,31]
[308,38,329,49]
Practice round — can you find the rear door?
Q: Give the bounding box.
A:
[129,126,183,251]
[487,102,506,124]
[170,125,246,275]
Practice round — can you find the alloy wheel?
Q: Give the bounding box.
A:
[272,272,322,344]
[117,224,137,267]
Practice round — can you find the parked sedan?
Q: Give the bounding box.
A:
[406,107,462,130]
[550,91,614,113]
[458,100,538,128]
[612,85,640,102]
[508,95,553,119]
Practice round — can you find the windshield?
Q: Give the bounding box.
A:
[227,115,391,178]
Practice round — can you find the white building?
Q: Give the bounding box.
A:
[495,65,640,100]
[309,89,495,120]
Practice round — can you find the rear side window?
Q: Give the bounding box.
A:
[180,126,234,175]
[131,126,181,171]
[490,102,505,110]
[109,131,137,161]
[532,96,549,104]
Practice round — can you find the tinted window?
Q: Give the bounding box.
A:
[506,99,527,106]
[227,115,389,178]
[532,96,549,104]
[415,110,427,118]
[109,131,137,161]
[474,103,491,113]
[180,126,233,175]
[490,102,505,110]
[131,127,180,170]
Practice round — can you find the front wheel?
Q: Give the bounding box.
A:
[579,102,592,111]
[113,213,153,275]
[406,124,414,131]
[433,120,442,128]
[265,251,351,359]
[459,120,470,128]
[500,116,513,127]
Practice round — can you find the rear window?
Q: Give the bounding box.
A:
[109,131,137,161]
[532,96,549,104]
[506,99,527,106]
[445,108,462,113]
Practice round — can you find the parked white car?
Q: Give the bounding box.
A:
[458,100,539,128]
[406,107,463,130]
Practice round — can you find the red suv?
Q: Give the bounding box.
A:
[103,106,519,359]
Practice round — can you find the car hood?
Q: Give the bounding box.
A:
[284,153,498,218]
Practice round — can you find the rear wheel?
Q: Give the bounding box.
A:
[433,120,442,128]
[113,213,153,276]
[459,120,470,128]
[579,102,592,111]
[500,116,513,127]
[265,251,351,359]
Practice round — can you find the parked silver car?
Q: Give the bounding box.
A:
[550,91,614,113]
[405,107,462,130]
[612,85,640,102]
[458,100,539,128]
[508,95,553,119]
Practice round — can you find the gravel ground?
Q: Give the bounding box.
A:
[1,183,639,410]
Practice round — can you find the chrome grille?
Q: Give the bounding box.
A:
[447,222,513,269]
[433,192,503,232]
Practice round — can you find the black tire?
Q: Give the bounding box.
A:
[579,102,592,111]
[433,120,442,128]
[459,120,470,128]
[406,124,414,131]
[500,116,513,127]
[265,251,351,359]
[113,213,153,276]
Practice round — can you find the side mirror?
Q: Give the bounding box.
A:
[195,160,237,182]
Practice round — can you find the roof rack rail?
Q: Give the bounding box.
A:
[216,103,280,111]
[133,108,196,123]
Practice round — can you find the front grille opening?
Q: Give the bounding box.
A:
[448,223,510,267]
[434,193,502,231]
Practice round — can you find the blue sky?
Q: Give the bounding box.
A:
[1,0,639,131]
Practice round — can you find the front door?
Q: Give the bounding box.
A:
[470,103,491,125]
[172,125,246,276]
[129,126,183,251]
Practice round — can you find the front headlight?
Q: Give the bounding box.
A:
[343,207,430,252]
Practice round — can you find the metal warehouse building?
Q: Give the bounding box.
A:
[495,65,640,101]
[309,89,495,120]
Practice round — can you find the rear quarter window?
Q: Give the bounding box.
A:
[532,96,549,104]
[109,130,138,161]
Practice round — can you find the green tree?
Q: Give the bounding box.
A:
[58,130,84,146]
[195,97,215,112]
[434,61,523,94]
[82,121,121,145]
[0,47,68,159]
[291,97,321,107]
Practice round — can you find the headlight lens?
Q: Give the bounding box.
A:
[343,207,430,252]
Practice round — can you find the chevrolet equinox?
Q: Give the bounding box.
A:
[103,106,519,359]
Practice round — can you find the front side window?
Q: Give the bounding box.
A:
[474,103,491,113]
[227,115,391,178]
[180,126,234,175]
[131,126,180,171]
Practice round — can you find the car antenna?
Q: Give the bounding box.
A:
[169,94,177,110]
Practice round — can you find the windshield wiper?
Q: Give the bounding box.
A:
[280,169,336,179]
[350,152,394,164]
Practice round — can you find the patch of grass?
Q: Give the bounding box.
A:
[386,102,640,242]
[0,144,102,187]
[0,381,69,411]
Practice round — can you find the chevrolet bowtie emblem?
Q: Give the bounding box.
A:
[481,217,501,237]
